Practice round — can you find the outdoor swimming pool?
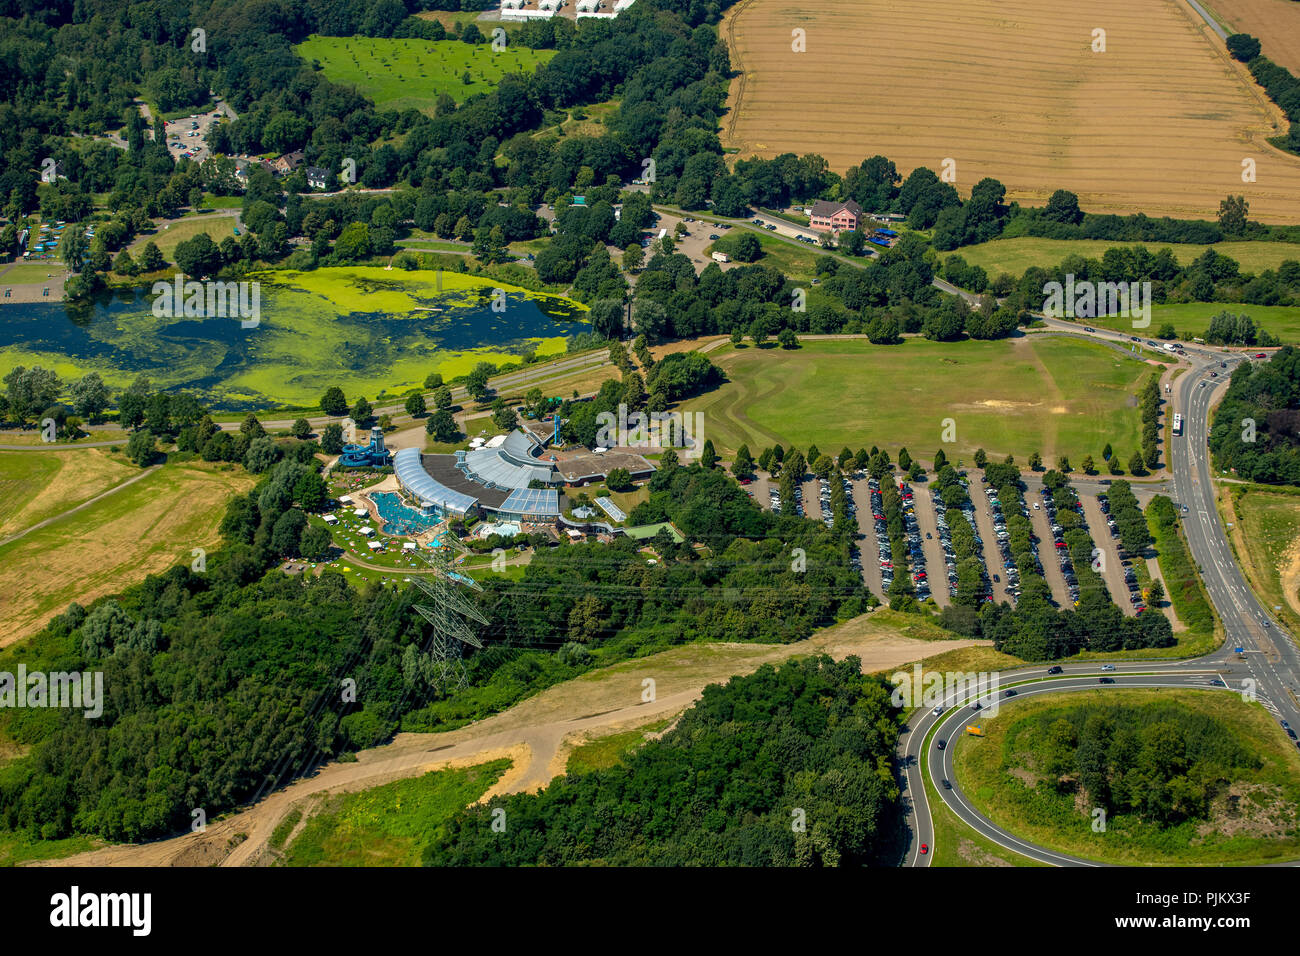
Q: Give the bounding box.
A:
[371,492,442,535]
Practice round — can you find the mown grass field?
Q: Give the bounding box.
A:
[721,0,1300,222]
[954,688,1300,864]
[1220,484,1300,635]
[683,336,1150,465]
[0,449,137,540]
[279,759,510,866]
[126,213,239,259]
[294,36,556,113]
[0,263,65,284]
[0,458,255,644]
[954,237,1300,279]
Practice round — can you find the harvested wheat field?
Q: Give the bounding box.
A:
[1210,0,1300,74]
[0,462,255,645]
[722,0,1300,222]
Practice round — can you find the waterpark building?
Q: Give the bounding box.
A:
[393,427,657,524]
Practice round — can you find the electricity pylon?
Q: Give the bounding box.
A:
[411,537,488,692]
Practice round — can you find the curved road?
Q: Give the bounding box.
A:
[901,325,1300,865]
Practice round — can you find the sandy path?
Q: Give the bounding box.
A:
[43,617,985,867]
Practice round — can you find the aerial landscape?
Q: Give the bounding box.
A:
[2,0,1299,931]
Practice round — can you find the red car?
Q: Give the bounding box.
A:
[1055,541,1067,549]
[920,843,929,855]
[738,477,752,485]
[1254,353,1267,359]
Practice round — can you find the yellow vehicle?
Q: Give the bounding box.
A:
[965,724,984,737]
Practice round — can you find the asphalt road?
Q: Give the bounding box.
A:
[899,324,1300,866]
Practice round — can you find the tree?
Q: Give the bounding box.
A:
[69,373,109,420]
[426,410,460,443]
[434,386,453,410]
[733,444,754,478]
[974,448,988,468]
[320,423,344,454]
[173,232,221,277]
[293,471,328,511]
[126,429,156,467]
[1225,33,1261,62]
[700,439,718,470]
[112,249,138,276]
[1108,454,1123,475]
[730,328,744,347]
[492,402,518,431]
[299,524,333,560]
[1028,451,1043,471]
[116,392,146,431]
[320,387,347,416]
[1042,189,1083,225]
[1147,578,1165,605]
[1129,450,1147,475]
[1056,456,1071,473]
[933,448,947,471]
[1218,195,1249,237]
[291,418,311,439]
[351,397,372,423]
[466,363,493,403]
[271,508,308,557]
[777,328,799,349]
[138,241,166,272]
[405,393,427,417]
[622,244,644,272]
[1102,442,1113,462]
[244,437,279,473]
[240,413,266,439]
[424,372,444,390]
[605,467,632,491]
[1081,454,1095,474]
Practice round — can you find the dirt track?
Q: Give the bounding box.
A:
[44,616,985,867]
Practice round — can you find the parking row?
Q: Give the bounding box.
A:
[1095,493,1143,615]
[977,483,1027,604]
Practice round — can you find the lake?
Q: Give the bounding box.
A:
[0,267,587,410]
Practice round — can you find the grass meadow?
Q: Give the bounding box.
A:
[683,336,1151,465]
[954,688,1300,864]
[294,36,556,113]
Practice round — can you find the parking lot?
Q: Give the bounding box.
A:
[163,102,232,164]
[744,464,1173,618]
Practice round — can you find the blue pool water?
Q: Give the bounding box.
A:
[371,492,442,536]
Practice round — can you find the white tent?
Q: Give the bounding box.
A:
[322,514,338,524]
[360,526,376,537]
[402,542,418,551]
[338,495,353,504]
[367,541,383,551]
[353,507,368,518]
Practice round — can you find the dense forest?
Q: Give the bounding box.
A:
[0,440,863,842]
[1006,699,1262,826]
[1209,346,1300,485]
[422,655,904,866]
